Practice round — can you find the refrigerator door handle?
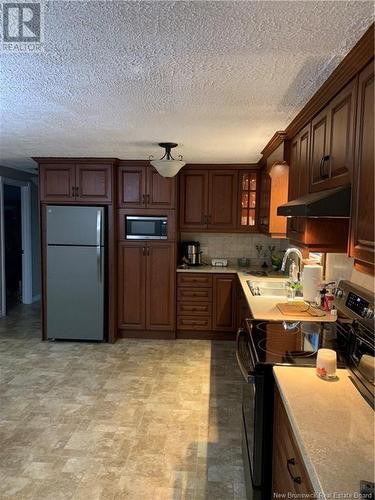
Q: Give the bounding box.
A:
[96,210,102,282]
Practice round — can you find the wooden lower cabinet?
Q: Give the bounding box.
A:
[212,275,237,331]
[177,273,237,338]
[118,241,176,337]
[273,387,314,496]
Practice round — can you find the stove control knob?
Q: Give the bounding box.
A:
[363,307,374,319]
[335,288,344,298]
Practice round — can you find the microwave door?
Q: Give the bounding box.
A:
[126,216,167,240]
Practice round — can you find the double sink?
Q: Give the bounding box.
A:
[248,280,290,298]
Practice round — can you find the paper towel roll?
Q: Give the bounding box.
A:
[302,265,323,302]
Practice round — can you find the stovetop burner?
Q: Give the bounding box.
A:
[247,320,348,367]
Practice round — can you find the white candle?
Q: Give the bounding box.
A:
[316,348,337,379]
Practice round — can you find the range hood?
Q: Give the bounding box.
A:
[277,185,351,218]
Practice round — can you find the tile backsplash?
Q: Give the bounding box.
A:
[325,253,374,292]
[180,232,289,266]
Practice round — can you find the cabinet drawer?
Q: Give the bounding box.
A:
[177,316,212,331]
[177,301,212,316]
[177,287,212,302]
[177,273,212,288]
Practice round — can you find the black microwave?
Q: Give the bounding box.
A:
[125,216,168,240]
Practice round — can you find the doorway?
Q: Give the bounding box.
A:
[0,177,33,316]
[4,185,22,311]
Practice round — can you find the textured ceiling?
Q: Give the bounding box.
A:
[0,1,373,170]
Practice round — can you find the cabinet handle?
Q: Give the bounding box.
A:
[72,186,75,197]
[287,458,302,484]
[147,194,150,204]
[147,247,150,256]
[142,247,146,256]
[320,155,330,179]
[76,186,79,197]
[142,194,145,205]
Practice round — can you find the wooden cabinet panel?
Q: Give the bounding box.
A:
[146,243,176,330]
[147,167,176,209]
[117,165,146,208]
[39,164,76,202]
[177,287,212,302]
[350,62,374,267]
[177,302,212,317]
[273,388,314,496]
[76,164,112,202]
[237,281,250,329]
[118,243,146,330]
[310,79,356,192]
[179,170,208,230]
[208,171,238,229]
[259,168,271,232]
[212,274,236,332]
[310,109,329,190]
[177,273,212,288]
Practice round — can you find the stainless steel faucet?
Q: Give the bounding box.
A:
[281,248,303,279]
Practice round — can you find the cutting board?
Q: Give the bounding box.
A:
[277,302,326,317]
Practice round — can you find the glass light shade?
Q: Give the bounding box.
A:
[150,159,186,177]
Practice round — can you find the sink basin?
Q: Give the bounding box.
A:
[248,280,289,297]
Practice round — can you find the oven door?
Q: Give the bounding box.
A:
[236,326,265,489]
[125,216,167,240]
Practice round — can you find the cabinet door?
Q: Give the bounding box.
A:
[179,170,209,230]
[208,171,238,230]
[117,165,146,208]
[76,164,112,202]
[146,242,176,331]
[310,108,330,191]
[259,168,271,233]
[212,274,236,332]
[147,167,176,209]
[349,63,374,266]
[39,163,76,202]
[327,79,356,187]
[118,243,146,330]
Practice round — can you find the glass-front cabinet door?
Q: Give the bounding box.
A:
[238,171,258,231]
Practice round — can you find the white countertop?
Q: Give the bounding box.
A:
[177,267,335,322]
[273,366,374,497]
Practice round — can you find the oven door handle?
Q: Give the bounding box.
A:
[236,328,255,384]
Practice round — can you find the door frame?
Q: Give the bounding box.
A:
[0,177,33,316]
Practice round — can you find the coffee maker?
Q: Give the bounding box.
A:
[180,241,202,266]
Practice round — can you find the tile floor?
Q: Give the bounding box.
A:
[0,304,246,499]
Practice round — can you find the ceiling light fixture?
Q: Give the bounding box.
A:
[149,142,186,177]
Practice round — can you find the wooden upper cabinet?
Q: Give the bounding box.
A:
[310,79,357,192]
[118,164,176,209]
[117,164,146,208]
[212,274,236,332]
[259,168,271,232]
[39,161,113,203]
[147,167,176,209]
[76,164,112,202]
[118,242,146,330]
[349,61,374,267]
[208,171,238,229]
[146,242,176,331]
[39,163,76,202]
[238,171,258,231]
[179,170,208,230]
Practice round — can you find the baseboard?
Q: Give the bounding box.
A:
[176,330,236,340]
[117,329,176,340]
[32,294,41,303]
